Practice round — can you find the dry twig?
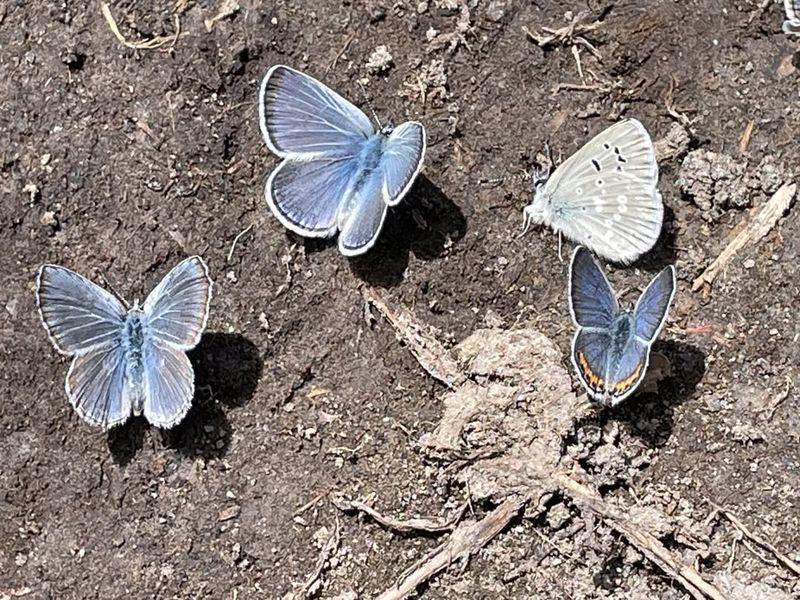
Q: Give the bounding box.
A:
[718,509,800,577]
[227,223,254,263]
[332,496,468,534]
[363,287,464,389]
[692,183,797,291]
[101,3,183,50]
[283,520,341,599]
[204,0,239,31]
[376,497,529,600]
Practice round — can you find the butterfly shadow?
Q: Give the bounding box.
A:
[612,339,706,448]
[348,175,467,287]
[107,332,263,465]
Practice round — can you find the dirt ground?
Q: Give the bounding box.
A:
[2,0,799,598]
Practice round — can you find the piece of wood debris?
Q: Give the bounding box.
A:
[738,120,755,155]
[555,473,725,600]
[227,223,253,263]
[332,496,468,534]
[101,3,183,50]
[205,0,239,31]
[283,520,341,599]
[718,509,800,577]
[692,182,797,291]
[376,496,529,600]
[366,293,726,599]
[363,287,464,389]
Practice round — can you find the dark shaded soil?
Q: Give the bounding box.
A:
[1,0,799,598]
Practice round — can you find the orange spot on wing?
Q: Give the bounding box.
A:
[577,351,604,391]
[614,361,643,393]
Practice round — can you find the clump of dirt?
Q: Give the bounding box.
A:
[677,150,794,220]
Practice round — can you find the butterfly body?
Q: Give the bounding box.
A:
[36,256,212,430]
[120,308,147,415]
[523,119,663,264]
[260,65,426,256]
[337,133,386,227]
[568,246,676,407]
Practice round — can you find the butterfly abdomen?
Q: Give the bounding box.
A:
[123,311,146,415]
[337,134,386,226]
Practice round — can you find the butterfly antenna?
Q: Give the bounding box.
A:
[99,272,130,309]
[357,80,382,130]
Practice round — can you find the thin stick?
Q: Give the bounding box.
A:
[718,509,800,577]
[227,223,254,263]
[693,183,797,291]
[363,287,464,389]
[101,3,183,50]
[376,496,529,600]
[285,519,341,599]
[332,496,468,534]
[293,490,329,517]
[555,473,725,600]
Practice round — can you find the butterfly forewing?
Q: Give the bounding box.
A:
[381,122,426,206]
[259,65,374,160]
[546,120,657,192]
[143,256,212,351]
[633,266,676,342]
[569,246,618,328]
[267,155,360,237]
[142,340,195,429]
[65,345,131,429]
[37,265,127,354]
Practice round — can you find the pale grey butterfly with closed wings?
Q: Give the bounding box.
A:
[259,65,426,256]
[785,0,800,34]
[36,256,212,430]
[522,119,663,264]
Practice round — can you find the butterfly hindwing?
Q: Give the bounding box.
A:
[633,265,676,342]
[569,246,618,328]
[606,335,650,405]
[338,169,388,255]
[36,265,126,355]
[65,345,131,429]
[142,340,195,429]
[267,156,360,238]
[571,328,611,399]
[526,119,663,264]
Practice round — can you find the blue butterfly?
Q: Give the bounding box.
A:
[568,246,676,407]
[259,65,426,256]
[36,256,213,430]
